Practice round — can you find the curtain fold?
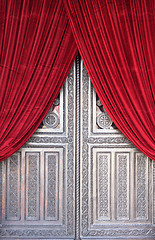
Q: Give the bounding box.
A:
[0,0,78,161]
[64,0,155,160]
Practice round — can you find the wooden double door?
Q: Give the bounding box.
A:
[0,56,155,239]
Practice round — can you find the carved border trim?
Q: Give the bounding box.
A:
[27,137,68,144]
[26,136,132,145]
[81,62,89,236]
[88,137,131,144]
[66,63,75,236]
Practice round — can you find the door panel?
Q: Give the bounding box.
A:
[3,148,64,225]
[0,57,155,239]
[0,63,76,239]
[80,59,155,239]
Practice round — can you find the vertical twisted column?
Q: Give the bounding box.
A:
[75,53,81,240]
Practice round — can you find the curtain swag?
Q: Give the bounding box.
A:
[0,0,154,162]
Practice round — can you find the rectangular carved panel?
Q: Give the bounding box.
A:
[44,150,63,223]
[135,153,149,220]
[45,152,58,220]
[25,152,40,221]
[91,151,111,224]
[98,153,111,220]
[6,153,21,221]
[116,153,130,220]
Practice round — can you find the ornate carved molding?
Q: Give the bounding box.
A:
[27,136,68,144]
[81,63,89,235]
[0,229,66,237]
[84,228,155,237]
[66,64,75,236]
[88,137,131,144]
[0,227,154,237]
[27,136,132,145]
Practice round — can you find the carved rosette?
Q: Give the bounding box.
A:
[96,96,113,129]
[40,95,60,129]
[97,112,113,129]
[43,112,59,128]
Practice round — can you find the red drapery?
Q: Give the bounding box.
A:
[0,0,154,161]
[64,0,155,160]
[0,0,78,161]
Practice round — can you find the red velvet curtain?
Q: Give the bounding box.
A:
[0,0,78,161]
[64,0,155,160]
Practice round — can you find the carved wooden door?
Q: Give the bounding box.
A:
[0,56,155,239]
